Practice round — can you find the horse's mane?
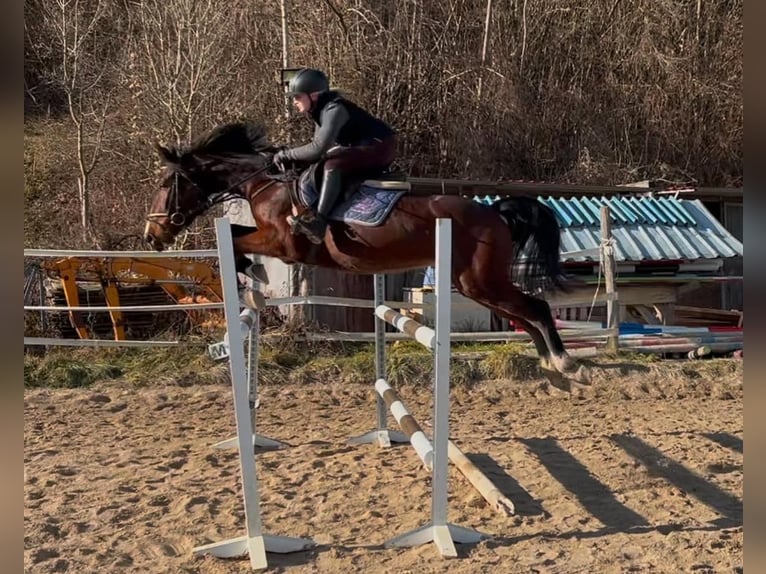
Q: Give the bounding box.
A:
[183,122,274,158]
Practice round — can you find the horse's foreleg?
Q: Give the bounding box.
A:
[234,254,251,275]
[231,225,281,285]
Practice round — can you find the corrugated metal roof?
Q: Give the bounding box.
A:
[472,195,743,263]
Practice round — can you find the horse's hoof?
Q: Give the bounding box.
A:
[539,356,554,371]
[242,288,267,310]
[546,372,571,393]
[539,362,571,392]
[551,353,577,373]
[572,365,592,386]
[245,262,270,285]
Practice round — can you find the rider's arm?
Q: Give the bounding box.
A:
[284,102,350,163]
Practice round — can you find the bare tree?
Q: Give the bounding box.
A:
[27,0,114,243]
[127,0,251,145]
[24,0,743,252]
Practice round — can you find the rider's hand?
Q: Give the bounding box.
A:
[273,149,289,172]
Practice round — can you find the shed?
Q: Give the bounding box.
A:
[415,195,743,329]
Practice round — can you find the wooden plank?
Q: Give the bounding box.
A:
[545,285,677,307]
[674,305,743,319]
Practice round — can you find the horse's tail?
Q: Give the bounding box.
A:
[492,196,572,294]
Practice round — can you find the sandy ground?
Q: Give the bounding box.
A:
[24,362,742,573]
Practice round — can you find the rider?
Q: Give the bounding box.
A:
[273,67,397,244]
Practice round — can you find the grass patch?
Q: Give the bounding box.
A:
[25,351,123,388]
[28,327,739,392]
[451,358,484,388]
[479,343,538,381]
[24,345,224,389]
[23,337,542,389]
[614,350,661,363]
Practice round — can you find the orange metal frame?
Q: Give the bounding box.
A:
[42,257,224,340]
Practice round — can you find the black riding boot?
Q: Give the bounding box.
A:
[296,169,343,244]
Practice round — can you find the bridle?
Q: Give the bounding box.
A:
[146,161,276,230]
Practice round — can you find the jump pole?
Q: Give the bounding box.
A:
[193,217,315,571]
[374,378,434,469]
[374,375,515,516]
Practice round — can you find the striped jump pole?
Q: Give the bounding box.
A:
[375,378,434,469]
[447,441,515,516]
[374,378,515,517]
[192,217,315,571]
[374,306,436,349]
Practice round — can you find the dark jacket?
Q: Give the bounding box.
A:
[283,91,394,163]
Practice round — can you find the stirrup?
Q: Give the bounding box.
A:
[287,211,314,228]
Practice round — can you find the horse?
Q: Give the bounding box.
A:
[144,121,590,386]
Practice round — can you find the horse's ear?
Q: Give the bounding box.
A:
[155,143,178,165]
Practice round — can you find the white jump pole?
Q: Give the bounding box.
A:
[193,217,315,571]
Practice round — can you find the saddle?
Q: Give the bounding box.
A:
[289,162,410,211]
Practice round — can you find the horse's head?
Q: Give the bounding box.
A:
[144,122,276,251]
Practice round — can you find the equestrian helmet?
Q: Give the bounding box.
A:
[286,68,329,96]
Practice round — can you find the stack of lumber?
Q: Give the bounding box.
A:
[673,305,743,328]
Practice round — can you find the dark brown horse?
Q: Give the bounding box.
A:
[144,122,588,384]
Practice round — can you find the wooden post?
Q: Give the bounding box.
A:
[600,206,619,352]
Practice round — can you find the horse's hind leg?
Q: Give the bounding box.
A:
[484,309,551,363]
[507,316,554,370]
[453,269,576,374]
[500,292,593,385]
[505,291,575,373]
[499,316,575,391]
[452,275,552,362]
[454,281,578,389]
[463,291,565,369]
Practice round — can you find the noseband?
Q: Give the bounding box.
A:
[146,171,199,229]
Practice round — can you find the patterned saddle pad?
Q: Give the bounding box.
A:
[297,170,410,227]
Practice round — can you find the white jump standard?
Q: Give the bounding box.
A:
[347,272,409,448]
[370,218,489,557]
[194,217,315,572]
